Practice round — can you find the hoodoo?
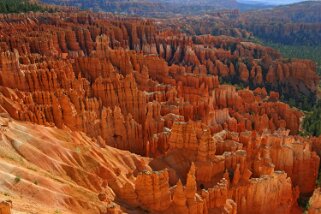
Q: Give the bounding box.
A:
[0,1,321,213]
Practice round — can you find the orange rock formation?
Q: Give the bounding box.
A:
[309,188,321,214]
[0,12,320,214]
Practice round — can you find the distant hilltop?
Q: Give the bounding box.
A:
[237,0,309,5]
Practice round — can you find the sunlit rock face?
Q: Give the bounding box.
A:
[0,11,320,214]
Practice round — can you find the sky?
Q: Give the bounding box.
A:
[237,0,308,5]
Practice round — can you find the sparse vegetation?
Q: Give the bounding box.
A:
[14,175,21,183]
[298,196,310,213]
[54,209,61,214]
[298,130,310,137]
[303,101,321,136]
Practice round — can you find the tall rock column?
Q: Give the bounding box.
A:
[135,170,171,212]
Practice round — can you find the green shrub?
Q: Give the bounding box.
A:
[303,101,321,136]
[14,176,21,183]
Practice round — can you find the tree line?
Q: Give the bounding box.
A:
[0,0,49,13]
